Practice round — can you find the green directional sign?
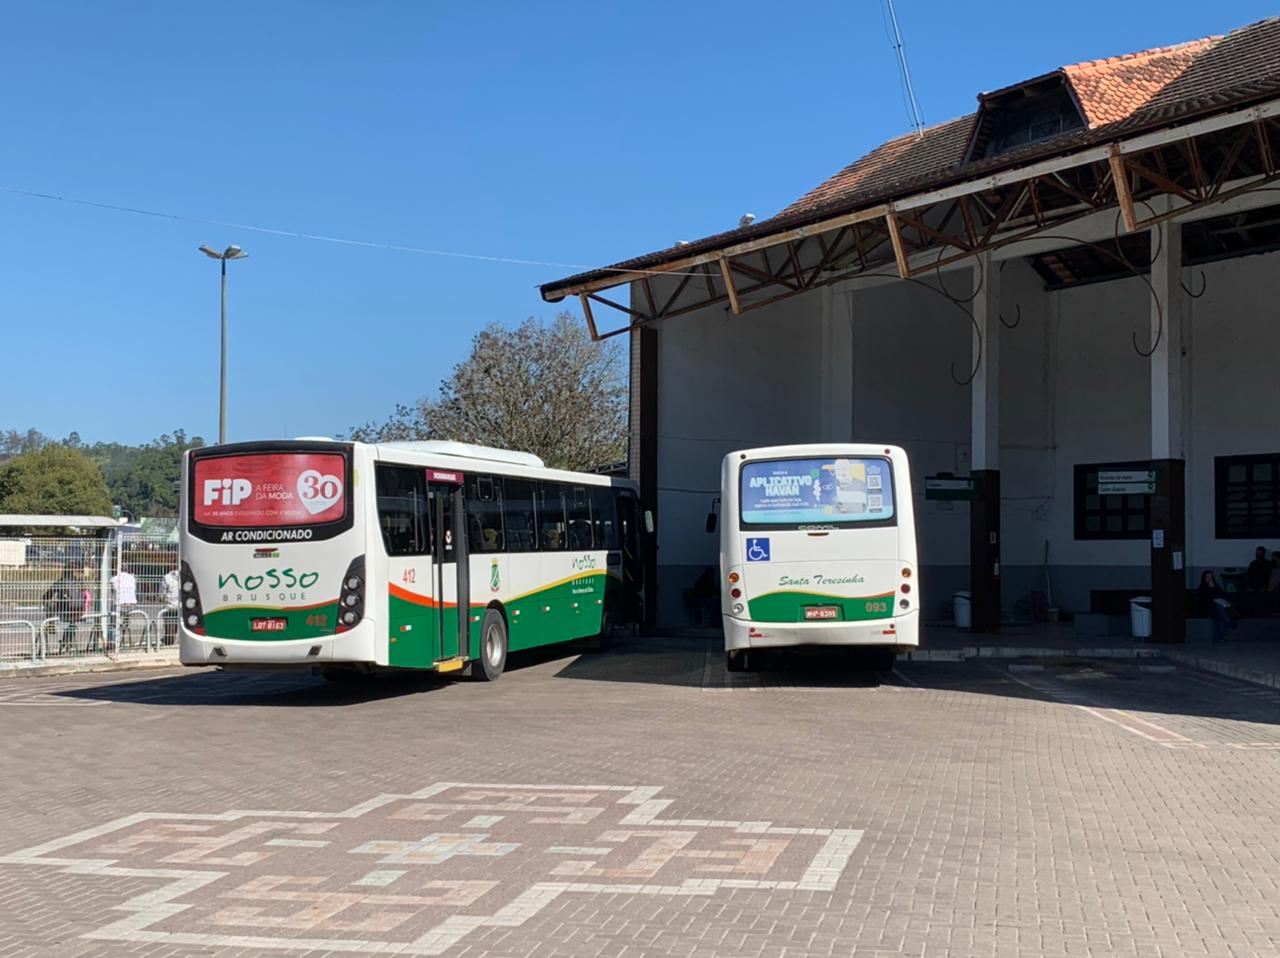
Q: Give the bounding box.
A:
[925,476,976,501]
[1097,469,1156,495]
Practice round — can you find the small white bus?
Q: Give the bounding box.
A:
[179,440,648,679]
[712,444,918,671]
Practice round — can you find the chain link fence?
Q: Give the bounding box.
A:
[0,532,180,667]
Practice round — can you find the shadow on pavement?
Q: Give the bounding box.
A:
[49,641,596,707]
[553,634,898,689]
[898,656,1280,728]
[53,667,453,707]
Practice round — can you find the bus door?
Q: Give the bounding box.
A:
[616,491,645,627]
[428,472,470,662]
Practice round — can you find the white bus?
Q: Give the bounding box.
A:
[179,440,648,679]
[712,444,918,671]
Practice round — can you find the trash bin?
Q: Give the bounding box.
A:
[954,591,972,629]
[1130,596,1152,639]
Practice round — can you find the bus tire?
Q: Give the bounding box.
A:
[588,609,613,652]
[473,609,508,681]
[726,649,749,672]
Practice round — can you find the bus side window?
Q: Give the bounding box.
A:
[503,477,537,553]
[590,486,618,550]
[465,474,504,553]
[567,485,592,550]
[538,482,567,551]
[375,464,430,556]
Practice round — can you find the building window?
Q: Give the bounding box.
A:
[1216,453,1280,539]
[985,101,1083,157]
[1074,461,1152,540]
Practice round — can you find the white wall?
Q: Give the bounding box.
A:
[1188,252,1280,567]
[655,287,823,577]
[647,247,1280,624]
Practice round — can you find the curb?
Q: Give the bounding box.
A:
[1164,651,1280,691]
[0,652,181,680]
[903,646,1163,662]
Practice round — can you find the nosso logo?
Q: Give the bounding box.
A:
[204,478,252,507]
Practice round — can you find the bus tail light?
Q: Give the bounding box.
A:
[179,561,205,635]
[727,571,740,585]
[336,555,366,633]
[901,567,912,578]
[730,587,742,599]
[901,583,911,594]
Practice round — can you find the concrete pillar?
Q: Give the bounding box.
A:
[1149,215,1186,643]
[637,325,659,631]
[970,253,1001,632]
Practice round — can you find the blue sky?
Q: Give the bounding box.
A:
[1,1,1272,446]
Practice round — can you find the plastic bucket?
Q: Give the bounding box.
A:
[1130,596,1152,639]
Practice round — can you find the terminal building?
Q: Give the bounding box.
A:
[541,17,1280,641]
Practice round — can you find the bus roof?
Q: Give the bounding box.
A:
[377,441,545,469]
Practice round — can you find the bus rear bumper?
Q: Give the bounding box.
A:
[179,619,379,667]
[723,611,918,652]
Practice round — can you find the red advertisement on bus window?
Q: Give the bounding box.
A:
[192,453,347,527]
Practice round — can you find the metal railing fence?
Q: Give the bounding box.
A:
[0,533,179,666]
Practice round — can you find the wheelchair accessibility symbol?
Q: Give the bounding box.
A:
[746,537,771,562]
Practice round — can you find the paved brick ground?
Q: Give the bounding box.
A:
[2,637,1279,957]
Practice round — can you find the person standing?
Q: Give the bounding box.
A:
[42,564,79,655]
[110,566,138,650]
[1247,546,1271,591]
[161,566,181,646]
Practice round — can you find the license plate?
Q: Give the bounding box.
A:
[804,606,840,621]
[250,617,288,633]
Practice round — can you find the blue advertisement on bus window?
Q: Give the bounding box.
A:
[740,457,894,525]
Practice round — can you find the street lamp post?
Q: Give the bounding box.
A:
[197,244,248,444]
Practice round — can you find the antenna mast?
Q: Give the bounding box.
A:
[884,0,925,138]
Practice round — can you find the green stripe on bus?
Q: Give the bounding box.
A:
[390,570,609,667]
[747,590,895,623]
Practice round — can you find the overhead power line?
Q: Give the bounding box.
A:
[0,184,712,279]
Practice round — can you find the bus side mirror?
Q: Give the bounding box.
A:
[643,510,655,534]
[706,496,720,533]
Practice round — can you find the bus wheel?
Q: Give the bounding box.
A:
[726,649,749,672]
[587,610,613,652]
[473,609,508,681]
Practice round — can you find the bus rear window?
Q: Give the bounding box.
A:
[192,452,349,528]
[740,457,895,526]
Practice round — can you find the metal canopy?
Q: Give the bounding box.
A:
[549,98,1280,341]
[0,515,121,529]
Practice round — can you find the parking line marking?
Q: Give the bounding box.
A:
[993,665,1199,747]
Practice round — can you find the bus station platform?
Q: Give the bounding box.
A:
[905,622,1280,691]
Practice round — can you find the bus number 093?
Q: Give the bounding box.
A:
[865,600,889,614]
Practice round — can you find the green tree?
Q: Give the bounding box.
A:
[0,427,51,461]
[0,446,113,516]
[97,430,205,518]
[353,313,626,470]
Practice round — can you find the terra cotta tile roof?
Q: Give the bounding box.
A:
[542,16,1280,298]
